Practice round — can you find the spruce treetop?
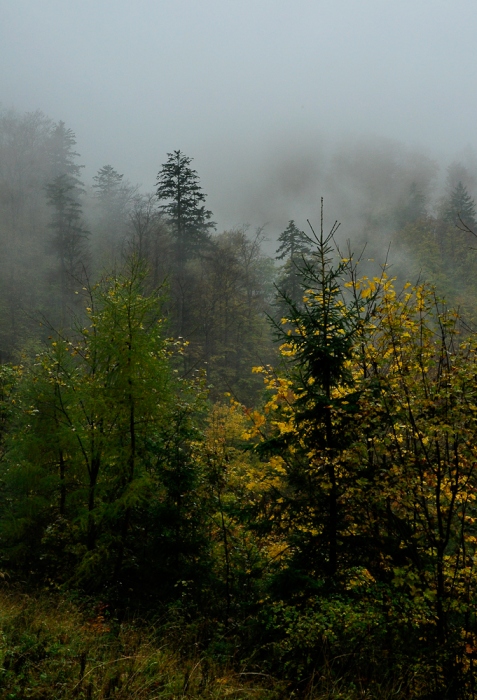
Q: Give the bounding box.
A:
[276,220,311,260]
[48,120,84,188]
[444,180,477,230]
[93,165,124,199]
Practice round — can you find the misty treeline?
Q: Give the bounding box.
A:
[0,108,276,404]
[2,108,477,396]
[3,108,477,698]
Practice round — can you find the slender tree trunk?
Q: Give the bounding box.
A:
[87,456,100,551]
[114,341,136,580]
[218,490,231,623]
[59,449,66,516]
[324,399,337,578]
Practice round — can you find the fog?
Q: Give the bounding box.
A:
[2,0,477,238]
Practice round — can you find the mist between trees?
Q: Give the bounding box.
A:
[2,107,477,398]
[4,107,477,698]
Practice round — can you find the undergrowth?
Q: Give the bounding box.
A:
[0,590,281,700]
[0,589,412,700]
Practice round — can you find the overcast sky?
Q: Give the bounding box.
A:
[1,0,476,233]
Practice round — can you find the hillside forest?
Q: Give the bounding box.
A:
[2,108,477,698]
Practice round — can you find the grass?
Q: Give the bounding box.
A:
[0,590,285,699]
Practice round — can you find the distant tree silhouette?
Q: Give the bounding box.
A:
[276,220,311,261]
[92,165,136,267]
[396,182,427,228]
[276,220,312,304]
[444,180,477,231]
[46,174,89,324]
[48,121,84,185]
[155,150,215,268]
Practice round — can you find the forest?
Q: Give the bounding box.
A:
[2,107,477,698]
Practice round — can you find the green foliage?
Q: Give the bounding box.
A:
[0,258,208,600]
[393,214,477,321]
[187,227,277,404]
[247,231,477,695]
[8,111,477,694]
[266,205,378,583]
[0,591,285,700]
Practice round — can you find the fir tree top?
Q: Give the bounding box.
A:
[444,180,477,230]
[93,165,124,200]
[276,220,311,260]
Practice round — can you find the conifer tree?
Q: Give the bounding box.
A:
[46,173,90,324]
[155,150,216,337]
[268,203,376,583]
[276,220,311,261]
[48,120,84,185]
[45,121,88,324]
[92,165,136,267]
[93,164,124,197]
[275,220,312,304]
[155,150,215,267]
[444,180,477,230]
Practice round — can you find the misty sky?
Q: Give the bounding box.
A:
[2,0,477,234]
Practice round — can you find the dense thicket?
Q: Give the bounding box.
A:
[4,107,477,698]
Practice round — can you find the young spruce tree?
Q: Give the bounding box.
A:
[263,202,377,587]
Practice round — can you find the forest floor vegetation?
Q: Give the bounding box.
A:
[0,588,415,700]
[0,588,283,700]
